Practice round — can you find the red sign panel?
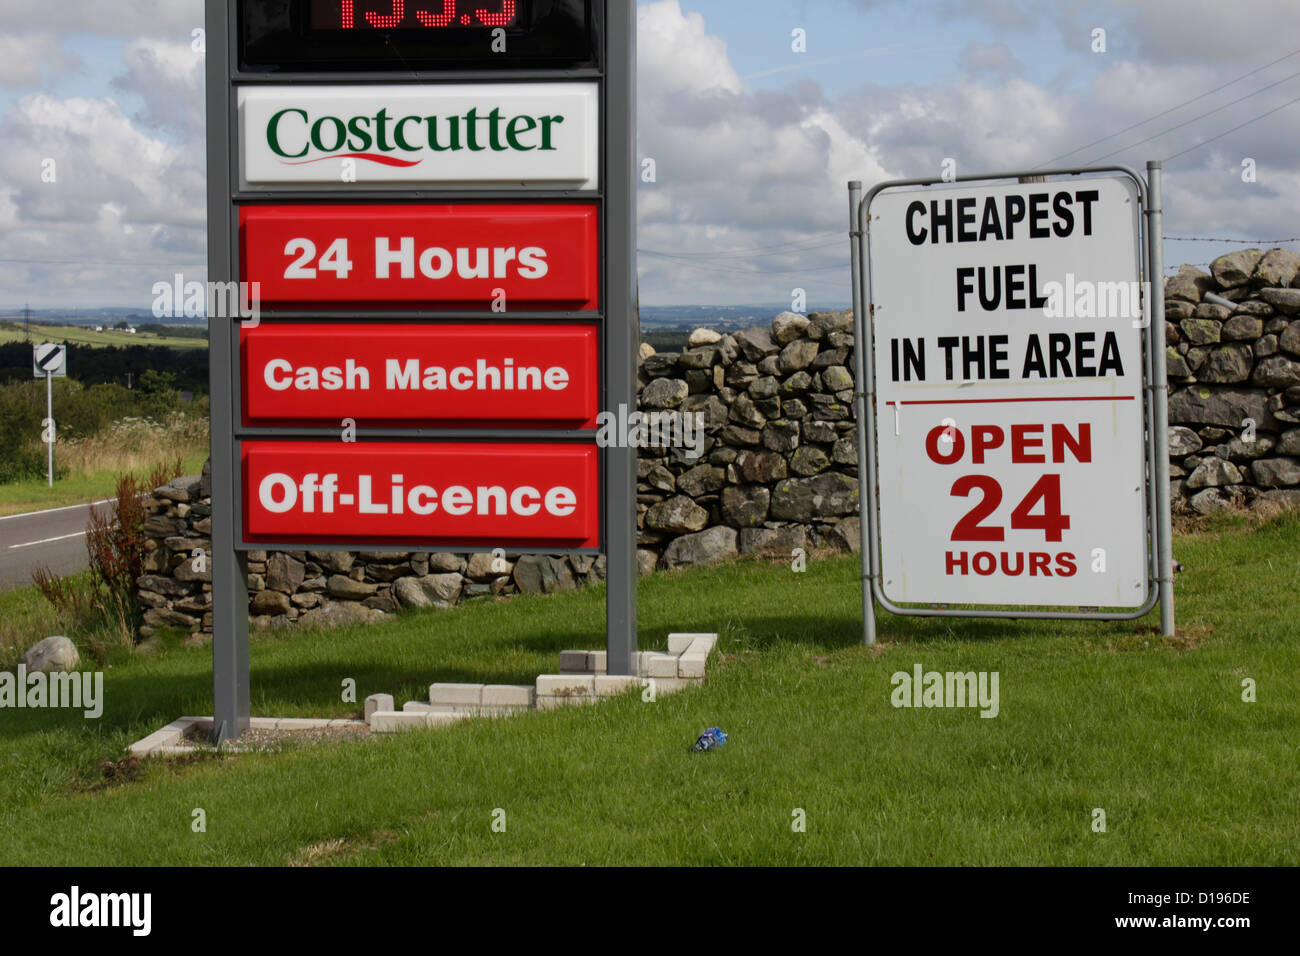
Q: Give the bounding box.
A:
[239,203,599,310]
[242,440,599,548]
[241,322,598,428]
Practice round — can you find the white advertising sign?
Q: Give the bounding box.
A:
[239,83,599,189]
[868,175,1149,608]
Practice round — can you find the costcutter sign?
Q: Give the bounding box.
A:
[241,322,599,427]
[868,175,1149,608]
[243,441,599,548]
[239,83,599,188]
[240,203,598,310]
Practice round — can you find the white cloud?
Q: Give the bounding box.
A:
[0,34,82,88]
[0,0,201,38]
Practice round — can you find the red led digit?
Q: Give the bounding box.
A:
[365,0,406,28]
[415,0,456,26]
[476,1,516,26]
[341,0,355,28]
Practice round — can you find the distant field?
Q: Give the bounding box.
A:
[0,322,206,351]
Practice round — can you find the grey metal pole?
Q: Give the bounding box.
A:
[604,0,638,675]
[1146,161,1175,637]
[847,181,875,646]
[46,370,53,487]
[208,0,249,743]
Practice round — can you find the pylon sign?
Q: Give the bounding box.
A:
[206,0,638,741]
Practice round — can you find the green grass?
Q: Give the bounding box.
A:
[0,513,1296,866]
[0,449,208,517]
[0,322,205,350]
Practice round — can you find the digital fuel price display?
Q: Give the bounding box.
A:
[309,1,525,31]
[240,0,594,72]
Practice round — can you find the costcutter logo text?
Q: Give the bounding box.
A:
[266,105,568,167]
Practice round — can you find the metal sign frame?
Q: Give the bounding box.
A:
[205,0,638,742]
[847,163,1175,645]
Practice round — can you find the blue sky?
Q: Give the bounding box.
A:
[0,0,1297,309]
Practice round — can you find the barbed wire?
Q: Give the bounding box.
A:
[1165,235,1300,243]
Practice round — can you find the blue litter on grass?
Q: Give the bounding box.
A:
[690,727,728,752]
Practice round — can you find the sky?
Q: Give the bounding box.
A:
[0,0,1298,310]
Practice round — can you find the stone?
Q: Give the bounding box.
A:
[748,375,779,400]
[735,449,788,483]
[174,558,212,583]
[1252,489,1300,515]
[1188,488,1232,515]
[154,476,201,503]
[761,419,800,453]
[783,398,808,418]
[733,326,779,361]
[426,553,464,574]
[729,393,767,428]
[725,362,759,387]
[789,445,829,476]
[770,473,860,520]
[328,575,377,600]
[1165,265,1213,302]
[1282,321,1300,355]
[721,485,770,527]
[1180,318,1221,345]
[821,365,854,392]
[1210,249,1263,289]
[771,311,811,344]
[638,342,656,362]
[718,424,761,446]
[637,549,658,576]
[678,347,718,370]
[1251,457,1300,488]
[1167,426,1203,457]
[645,495,709,533]
[642,377,688,409]
[393,572,463,608]
[1255,335,1279,358]
[1278,429,1300,456]
[308,550,355,574]
[1221,434,1275,461]
[738,526,806,557]
[1260,288,1300,314]
[717,334,740,365]
[1184,458,1243,489]
[638,462,676,492]
[21,636,79,674]
[1165,300,1194,320]
[135,574,194,597]
[676,464,726,496]
[250,590,291,616]
[512,556,576,593]
[1252,248,1300,288]
[662,526,738,569]
[688,327,722,347]
[828,516,861,553]
[1165,348,1191,380]
[266,553,305,594]
[778,339,819,373]
[1168,387,1277,431]
[1197,344,1254,383]
[466,552,511,581]
[809,310,854,339]
[831,436,858,465]
[1222,315,1264,341]
[1253,356,1300,389]
[641,354,679,377]
[780,371,813,395]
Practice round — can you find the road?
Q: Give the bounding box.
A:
[0,500,112,592]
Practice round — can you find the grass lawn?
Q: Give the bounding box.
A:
[0,512,1296,866]
[0,449,208,517]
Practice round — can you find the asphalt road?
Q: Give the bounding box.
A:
[0,500,112,592]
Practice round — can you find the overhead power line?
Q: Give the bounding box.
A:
[1036,46,1300,168]
[1161,93,1300,162]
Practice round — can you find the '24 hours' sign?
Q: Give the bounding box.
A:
[867,175,1149,608]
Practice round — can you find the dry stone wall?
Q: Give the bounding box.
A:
[137,249,1300,637]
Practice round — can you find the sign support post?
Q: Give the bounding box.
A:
[1146,160,1175,637]
[847,180,876,647]
[207,0,249,742]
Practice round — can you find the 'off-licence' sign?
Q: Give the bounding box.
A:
[868,175,1149,608]
[239,83,599,188]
